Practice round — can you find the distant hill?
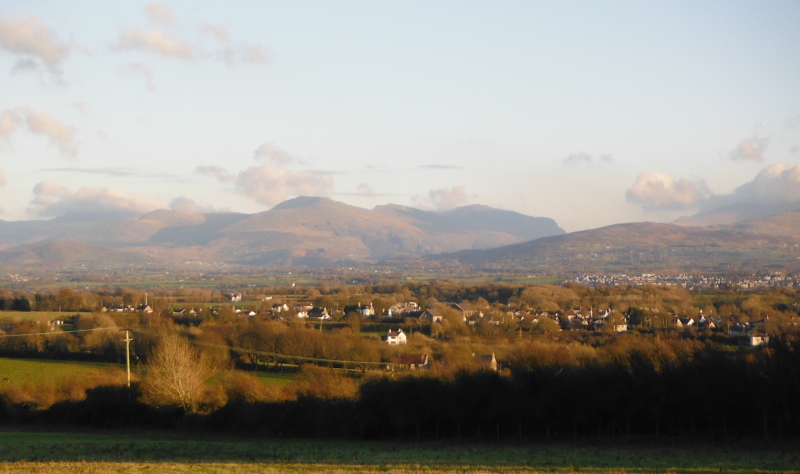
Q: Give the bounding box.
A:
[674,203,800,227]
[0,197,565,270]
[423,212,800,274]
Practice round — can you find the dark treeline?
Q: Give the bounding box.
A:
[0,297,31,312]
[4,335,799,440]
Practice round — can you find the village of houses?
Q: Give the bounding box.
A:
[93,289,772,374]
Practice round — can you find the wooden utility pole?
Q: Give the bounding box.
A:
[124,330,133,387]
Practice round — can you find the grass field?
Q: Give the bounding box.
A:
[0,357,294,389]
[0,431,797,473]
[0,358,127,386]
[206,369,295,388]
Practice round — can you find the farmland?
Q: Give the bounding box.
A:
[0,357,294,388]
[0,431,797,473]
[0,358,127,385]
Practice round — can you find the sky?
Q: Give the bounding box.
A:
[1,1,800,232]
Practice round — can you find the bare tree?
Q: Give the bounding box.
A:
[141,335,208,411]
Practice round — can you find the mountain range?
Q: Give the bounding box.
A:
[2,196,799,275]
[0,197,564,270]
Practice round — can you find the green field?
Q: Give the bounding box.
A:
[0,357,294,389]
[0,431,796,473]
[253,370,294,387]
[206,369,295,388]
[0,358,126,385]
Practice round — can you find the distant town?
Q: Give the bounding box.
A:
[567,272,798,289]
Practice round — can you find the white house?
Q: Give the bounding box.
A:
[357,303,375,317]
[386,328,407,345]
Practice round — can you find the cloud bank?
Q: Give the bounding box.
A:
[626,171,709,210]
[630,162,800,222]
[198,144,335,207]
[694,162,800,220]
[169,196,222,213]
[235,165,334,206]
[30,182,167,217]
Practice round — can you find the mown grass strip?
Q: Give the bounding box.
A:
[0,431,797,473]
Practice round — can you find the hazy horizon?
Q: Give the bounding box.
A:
[1,1,800,232]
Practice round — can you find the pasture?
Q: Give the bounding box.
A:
[0,431,797,473]
[0,358,126,386]
[0,357,294,389]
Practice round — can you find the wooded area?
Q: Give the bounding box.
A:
[0,281,798,440]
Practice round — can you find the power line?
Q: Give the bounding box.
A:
[0,326,395,369]
[127,328,392,368]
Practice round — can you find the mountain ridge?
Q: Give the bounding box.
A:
[0,197,565,270]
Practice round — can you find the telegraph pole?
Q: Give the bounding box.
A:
[124,330,133,387]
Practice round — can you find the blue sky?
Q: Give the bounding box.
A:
[1,1,799,231]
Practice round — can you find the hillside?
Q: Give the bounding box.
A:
[423,214,800,274]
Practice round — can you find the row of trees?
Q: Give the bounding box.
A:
[5,282,799,320]
[3,333,799,439]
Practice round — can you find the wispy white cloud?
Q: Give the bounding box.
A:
[146,3,175,26]
[356,182,374,195]
[0,110,18,136]
[563,152,612,165]
[111,6,270,66]
[626,171,709,210]
[42,167,179,180]
[0,15,69,77]
[727,137,768,161]
[413,186,468,211]
[217,42,270,65]
[253,142,293,164]
[417,164,462,170]
[0,169,6,187]
[119,62,157,92]
[200,23,227,41]
[113,28,196,59]
[11,57,41,75]
[30,182,167,217]
[195,165,235,183]
[201,23,270,65]
[1,107,76,157]
[20,107,77,157]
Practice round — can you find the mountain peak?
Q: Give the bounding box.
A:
[272,196,334,210]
